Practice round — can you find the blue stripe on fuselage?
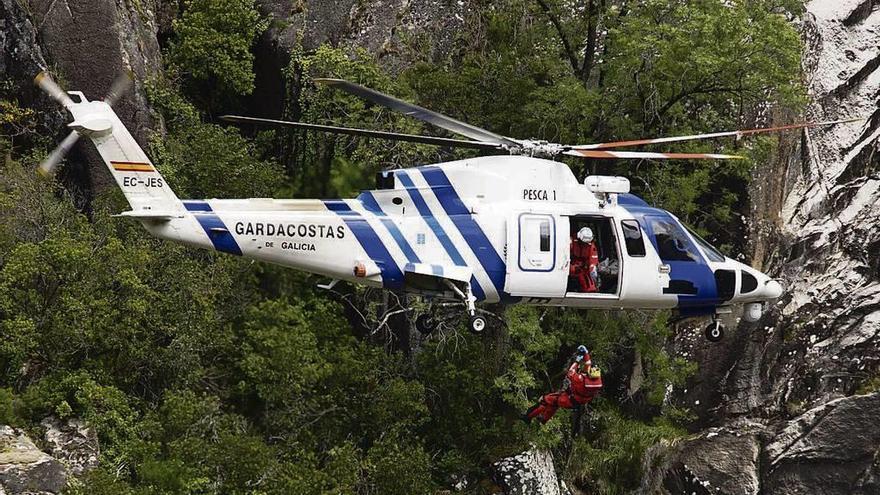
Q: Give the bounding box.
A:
[395,170,486,301]
[322,200,404,289]
[183,200,212,212]
[183,200,242,256]
[418,166,509,299]
[359,192,421,264]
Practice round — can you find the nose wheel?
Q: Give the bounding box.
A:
[704,320,724,342]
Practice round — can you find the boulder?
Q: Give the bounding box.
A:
[0,425,66,495]
[764,393,880,494]
[492,448,569,495]
[40,417,99,477]
[640,420,764,495]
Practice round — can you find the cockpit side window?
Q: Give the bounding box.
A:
[620,220,646,257]
[649,218,701,262]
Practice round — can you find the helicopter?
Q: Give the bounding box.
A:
[34,72,853,341]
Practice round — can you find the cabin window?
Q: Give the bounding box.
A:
[539,221,551,252]
[518,214,555,272]
[649,218,700,262]
[620,220,646,257]
[375,171,395,190]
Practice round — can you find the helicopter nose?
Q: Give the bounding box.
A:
[763,279,783,299]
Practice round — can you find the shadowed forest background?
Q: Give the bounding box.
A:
[0,0,808,493]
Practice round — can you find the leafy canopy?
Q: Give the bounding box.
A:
[169,0,268,96]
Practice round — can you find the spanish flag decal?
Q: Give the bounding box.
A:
[111,161,155,172]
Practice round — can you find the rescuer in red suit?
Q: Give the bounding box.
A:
[570,227,600,292]
[523,345,603,424]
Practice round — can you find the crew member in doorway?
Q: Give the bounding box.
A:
[570,227,599,292]
[523,345,603,424]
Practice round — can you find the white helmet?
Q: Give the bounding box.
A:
[577,227,594,243]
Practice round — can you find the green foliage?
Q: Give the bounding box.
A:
[146,78,284,199]
[0,388,18,426]
[150,121,284,199]
[365,434,436,494]
[285,45,455,198]
[565,402,685,494]
[856,373,880,395]
[169,0,268,96]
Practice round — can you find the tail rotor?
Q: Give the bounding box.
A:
[34,71,134,177]
[103,70,134,106]
[34,72,74,109]
[37,131,80,178]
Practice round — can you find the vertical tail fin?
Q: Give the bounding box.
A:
[62,93,182,213]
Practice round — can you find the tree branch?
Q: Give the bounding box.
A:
[535,0,581,76]
[581,0,598,84]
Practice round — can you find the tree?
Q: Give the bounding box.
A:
[169,0,268,97]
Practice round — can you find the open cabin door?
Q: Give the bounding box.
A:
[504,212,569,297]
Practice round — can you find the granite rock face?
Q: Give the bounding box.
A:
[641,420,763,495]
[644,1,880,492]
[644,393,880,494]
[764,393,880,494]
[492,449,569,495]
[0,419,99,494]
[0,425,67,495]
[0,0,63,133]
[249,0,474,119]
[40,417,99,477]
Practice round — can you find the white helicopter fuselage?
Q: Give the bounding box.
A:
[71,95,783,323]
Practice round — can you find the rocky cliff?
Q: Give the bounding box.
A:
[0,418,99,494]
[2,0,162,203]
[645,1,880,493]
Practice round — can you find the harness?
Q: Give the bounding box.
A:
[568,389,590,405]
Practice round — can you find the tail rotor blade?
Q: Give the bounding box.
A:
[37,131,80,177]
[34,72,74,109]
[104,70,134,106]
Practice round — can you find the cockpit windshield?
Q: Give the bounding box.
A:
[684,225,726,263]
[648,217,702,262]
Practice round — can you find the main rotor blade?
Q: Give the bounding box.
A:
[38,130,81,177]
[313,78,521,148]
[104,70,134,106]
[571,119,863,151]
[34,72,74,109]
[564,150,744,160]
[220,115,504,151]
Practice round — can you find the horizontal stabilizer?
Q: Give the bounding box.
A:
[114,210,183,221]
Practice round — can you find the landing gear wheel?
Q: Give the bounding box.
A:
[469,315,487,334]
[705,321,724,342]
[415,314,438,335]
